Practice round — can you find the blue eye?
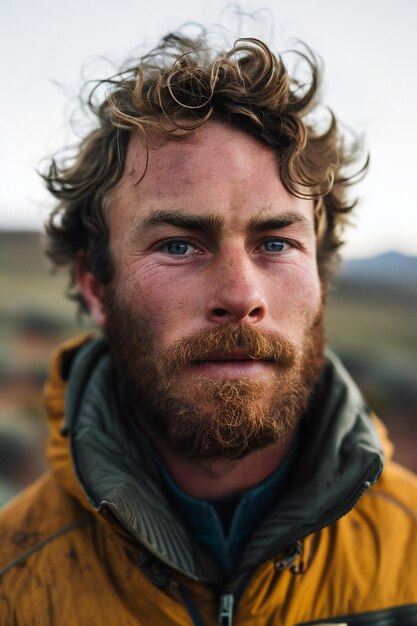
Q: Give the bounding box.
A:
[264,239,286,252]
[165,240,193,255]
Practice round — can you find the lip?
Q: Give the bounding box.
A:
[191,353,273,378]
[198,350,258,361]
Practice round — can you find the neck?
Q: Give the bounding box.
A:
[147,430,297,500]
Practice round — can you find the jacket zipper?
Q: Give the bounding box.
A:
[217,570,253,626]
[218,593,234,626]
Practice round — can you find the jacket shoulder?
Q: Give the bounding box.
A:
[366,458,417,518]
[353,458,417,552]
[0,472,91,575]
[334,459,417,607]
[360,415,417,526]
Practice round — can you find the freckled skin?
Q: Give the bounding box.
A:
[106,122,321,353]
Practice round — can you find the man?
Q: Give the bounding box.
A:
[0,32,416,626]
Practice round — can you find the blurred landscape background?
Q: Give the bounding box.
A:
[0,230,416,506]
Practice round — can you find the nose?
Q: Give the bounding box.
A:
[205,251,267,325]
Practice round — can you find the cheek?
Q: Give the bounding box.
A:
[267,267,322,329]
[117,262,203,340]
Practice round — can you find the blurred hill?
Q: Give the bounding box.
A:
[326,251,417,474]
[328,251,416,373]
[340,252,417,298]
[0,231,416,503]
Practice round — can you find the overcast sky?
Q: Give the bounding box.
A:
[1,0,416,258]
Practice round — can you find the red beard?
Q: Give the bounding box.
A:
[104,291,325,461]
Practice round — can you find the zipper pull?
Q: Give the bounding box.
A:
[218,593,234,626]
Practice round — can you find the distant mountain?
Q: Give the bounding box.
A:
[337,252,417,298]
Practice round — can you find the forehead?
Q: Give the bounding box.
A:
[124,123,276,184]
[110,122,313,228]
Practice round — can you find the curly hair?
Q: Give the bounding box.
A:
[43,31,366,311]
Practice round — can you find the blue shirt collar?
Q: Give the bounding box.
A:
[154,434,299,576]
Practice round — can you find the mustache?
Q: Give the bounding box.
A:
[161,323,298,373]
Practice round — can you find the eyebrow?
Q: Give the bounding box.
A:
[247,212,312,232]
[133,209,225,238]
[129,208,312,240]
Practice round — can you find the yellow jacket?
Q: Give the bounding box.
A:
[0,335,416,626]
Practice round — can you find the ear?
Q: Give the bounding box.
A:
[75,255,107,327]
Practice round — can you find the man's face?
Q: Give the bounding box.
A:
[100,122,324,460]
